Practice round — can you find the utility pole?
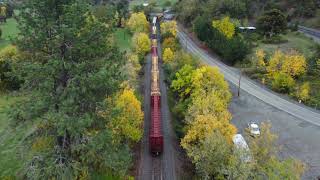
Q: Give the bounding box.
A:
[238,70,242,97]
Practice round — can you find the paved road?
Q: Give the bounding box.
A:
[178,29,320,179]
[178,30,320,126]
[299,25,320,42]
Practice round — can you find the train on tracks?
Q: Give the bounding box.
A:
[149,16,163,155]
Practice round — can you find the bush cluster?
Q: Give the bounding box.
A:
[193,16,250,65]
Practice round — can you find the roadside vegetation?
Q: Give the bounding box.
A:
[0,1,148,179]
[161,19,305,179]
[176,0,320,109]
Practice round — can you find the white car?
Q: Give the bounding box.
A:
[248,122,260,137]
[232,134,252,163]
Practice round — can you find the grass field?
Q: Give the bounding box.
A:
[255,31,317,59]
[114,28,132,51]
[0,18,19,49]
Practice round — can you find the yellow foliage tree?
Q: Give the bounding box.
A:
[212,17,235,39]
[281,52,307,77]
[191,66,231,100]
[0,45,18,61]
[187,89,232,123]
[296,82,310,102]
[132,32,151,56]
[127,12,149,33]
[162,37,178,51]
[256,49,266,68]
[163,48,174,63]
[267,50,283,76]
[125,53,141,88]
[0,6,6,17]
[109,88,144,144]
[181,114,237,156]
[160,20,177,38]
[171,64,195,99]
[267,50,306,78]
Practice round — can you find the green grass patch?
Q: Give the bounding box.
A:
[0,18,19,49]
[114,28,132,52]
[256,31,317,59]
[0,93,34,177]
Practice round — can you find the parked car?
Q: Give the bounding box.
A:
[232,134,252,163]
[248,122,261,137]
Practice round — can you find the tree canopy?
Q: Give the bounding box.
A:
[10,0,135,178]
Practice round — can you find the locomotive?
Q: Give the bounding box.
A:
[149,16,163,155]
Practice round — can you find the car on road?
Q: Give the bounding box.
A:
[248,122,260,137]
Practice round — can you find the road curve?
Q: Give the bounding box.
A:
[299,25,320,42]
[178,29,320,126]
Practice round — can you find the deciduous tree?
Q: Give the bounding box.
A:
[132,32,151,56]
[255,49,266,69]
[171,64,195,100]
[271,72,295,93]
[267,50,307,78]
[127,12,148,33]
[163,48,174,63]
[194,132,252,179]
[109,88,143,144]
[162,37,179,52]
[212,16,236,39]
[160,20,177,38]
[257,9,287,38]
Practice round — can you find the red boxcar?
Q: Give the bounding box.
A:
[149,95,163,155]
[151,46,157,56]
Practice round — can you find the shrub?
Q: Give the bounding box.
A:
[0,45,21,91]
[162,37,179,52]
[271,72,295,93]
[296,82,310,102]
[163,48,174,64]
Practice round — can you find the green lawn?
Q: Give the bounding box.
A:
[255,31,317,59]
[0,17,19,49]
[114,28,132,52]
[0,93,33,177]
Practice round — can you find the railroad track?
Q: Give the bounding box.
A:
[152,157,163,180]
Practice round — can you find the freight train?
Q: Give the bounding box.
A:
[149,16,163,155]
